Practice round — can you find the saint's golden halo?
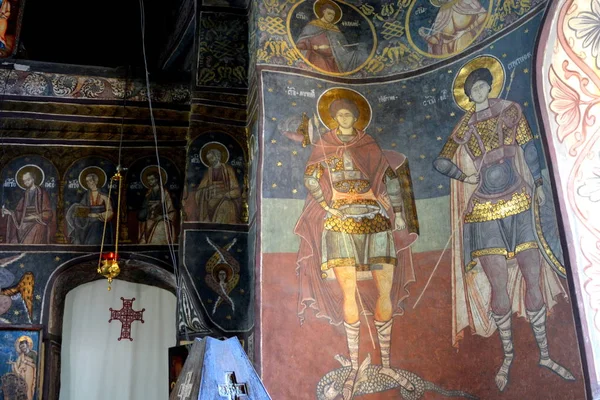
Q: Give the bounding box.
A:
[314,0,343,24]
[200,141,230,167]
[16,164,45,190]
[15,335,34,352]
[317,87,372,131]
[78,166,107,190]
[452,55,506,111]
[141,165,168,189]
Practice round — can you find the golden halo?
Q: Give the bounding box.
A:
[452,55,505,111]
[317,87,372,131]
[141,165,168,189]
[79,166,107,190]
[15,335,34,352]
[314,0,343,24]
[200,142,230,167]
[16,164,45,190]
[213,263,234,283]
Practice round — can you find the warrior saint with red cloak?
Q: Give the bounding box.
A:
[295,90,418,398]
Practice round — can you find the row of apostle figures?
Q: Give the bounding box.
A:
[294,56,573,398]
[0,165,176,245]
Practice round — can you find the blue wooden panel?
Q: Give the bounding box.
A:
[199,337,270,399]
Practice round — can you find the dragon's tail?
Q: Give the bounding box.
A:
[424,381,478,399]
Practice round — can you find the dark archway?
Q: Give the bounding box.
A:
[40,252,176,400]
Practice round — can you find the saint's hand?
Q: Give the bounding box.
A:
[464,174,480,185]
[394,213,406,231]
[328,208,345,219]
[1,208,12,216]
[536,186,546,206]
[313,113,320,130]
[23,214,40,222]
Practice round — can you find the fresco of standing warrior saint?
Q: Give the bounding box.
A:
[417,0,487,56]
[137,166,176,244]
[66,166,114,245]
[195,142,242,224]
[433,55,574,391]
[1,165,54,244]
[295,88,419,399]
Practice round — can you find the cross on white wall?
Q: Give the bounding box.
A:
[218,371,248,400]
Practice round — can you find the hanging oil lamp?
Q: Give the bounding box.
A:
[97,166,124,291]
[98,251,120,291]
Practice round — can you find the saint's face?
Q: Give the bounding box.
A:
[85,176,98,191]
[19,341,29,353]
[22,173,34,189]
[218,270,227,283]
[147,175,158,188]
[322,8,336,23]
[206,151,221,167]
[335,108,358,130]
[470,80,491,104]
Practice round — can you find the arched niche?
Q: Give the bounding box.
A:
[39,253,176,400]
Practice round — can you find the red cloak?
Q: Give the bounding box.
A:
[294,129,417,325]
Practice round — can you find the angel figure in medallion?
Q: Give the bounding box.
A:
[433,55,574,391]
[204,237,240,315]
[294,87,419,399]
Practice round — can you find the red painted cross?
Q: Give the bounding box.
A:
[109,297,145,341]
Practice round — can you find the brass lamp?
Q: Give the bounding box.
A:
[97,167,124,291]
[98,252,121,290]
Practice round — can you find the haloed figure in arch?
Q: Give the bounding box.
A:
[295,91,416,399]
[434,65,574,391]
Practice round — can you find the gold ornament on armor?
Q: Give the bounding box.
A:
[332,179,371,194]
[504,104,519,121]
[324,213,391,234]
[331,199,379,208]
[439,138,460,159]
[516,117,534,145]
[305,163,324,178]
[467,241,539,271]
[326,156,344,172]
[464,189,532,223]
[384,167,397,179]
[467,134,482,157]
[503,123,514,144]
[478,118,501,151]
